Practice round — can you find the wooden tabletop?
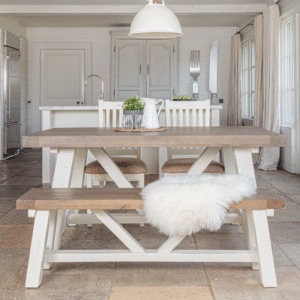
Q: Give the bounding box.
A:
[22,126,287,148]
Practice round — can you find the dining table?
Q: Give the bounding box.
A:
[21,125,287,288]
[23,125,286,230]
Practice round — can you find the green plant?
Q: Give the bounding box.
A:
[123,96,144,111]
[174,95,194,100]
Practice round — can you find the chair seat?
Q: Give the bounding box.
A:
[162,158,224,174]
[85,157,147,175]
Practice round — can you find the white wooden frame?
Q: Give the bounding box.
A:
[25,144,277,289]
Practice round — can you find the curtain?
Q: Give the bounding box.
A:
[256,5,280,170]
[227,34,242,126]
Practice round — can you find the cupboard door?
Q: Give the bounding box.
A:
[147,40,174,100]
[40,49,85,106]
[114,39,145,101]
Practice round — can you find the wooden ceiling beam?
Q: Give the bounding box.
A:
[0,4,267,15]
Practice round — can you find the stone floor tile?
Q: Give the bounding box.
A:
[0,249,29,293]
[198,224,244,234]
[0,185,37,198]
[18,259,115,276]
[0,171,21,183]
[285,194,300,204]
[60,236,122,250]
[0,200,15,215]
[269,222,300,244]
[121,224,197,250]
[194,233,247,250]
[269,181,300,194]
[0,209,34,225]
[206,265,300,300]
[279,244,300,269]
[108,286,213,300]
[0,176,42,186]
[62,224,119,241]
[1,273,112,300]
[19,168,42,177]
[270,203,300,223]
[112,262,208,287]
[0,224,33,249]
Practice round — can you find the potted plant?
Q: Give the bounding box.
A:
[173,95,195,101]
[122,96,144,129]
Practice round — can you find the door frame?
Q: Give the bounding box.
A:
[110,31,179,101]
[28,41,92,133]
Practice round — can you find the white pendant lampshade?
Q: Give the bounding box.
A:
[129,0,183,39]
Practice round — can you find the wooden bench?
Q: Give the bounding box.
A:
[17,187,285,289]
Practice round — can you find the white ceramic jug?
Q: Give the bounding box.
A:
[142,98,164,129]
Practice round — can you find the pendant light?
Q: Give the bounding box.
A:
[128,0,183,39]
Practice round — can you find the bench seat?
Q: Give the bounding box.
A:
[17,187,285,289]
[17,187,285,211]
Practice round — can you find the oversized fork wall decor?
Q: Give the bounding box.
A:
[190,50,201,101]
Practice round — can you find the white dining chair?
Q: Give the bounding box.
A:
[85,100,147,188]
[161,99,224,176]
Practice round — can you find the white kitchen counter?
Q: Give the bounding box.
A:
[40,104,223,184]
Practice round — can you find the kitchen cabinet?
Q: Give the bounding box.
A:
[40,49,85,106]
[111,32,178,101]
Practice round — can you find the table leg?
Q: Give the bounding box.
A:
[51,148,76,252]
[89,147,133,188]
[187,147,221,176]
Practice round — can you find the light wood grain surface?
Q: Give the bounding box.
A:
[22,127,287,148]
[17,188,285,210]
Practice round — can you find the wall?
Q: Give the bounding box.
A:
[0,16,26,160]
[26,26,235,132]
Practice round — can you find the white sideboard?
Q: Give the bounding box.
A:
[40,105,223,185]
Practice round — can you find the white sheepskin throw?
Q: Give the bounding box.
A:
[141,174,256,237]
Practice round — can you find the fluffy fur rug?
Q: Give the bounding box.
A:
[141,174,256,237]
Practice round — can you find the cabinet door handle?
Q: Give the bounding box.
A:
[140,65,142,75]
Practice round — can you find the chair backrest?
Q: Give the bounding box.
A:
[165,99,211,127]
[98,100,123,128]
[98,100,140,157]
[164,99,211,159]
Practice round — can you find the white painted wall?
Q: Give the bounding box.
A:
[26,26,235,132]
[0,16,26,160]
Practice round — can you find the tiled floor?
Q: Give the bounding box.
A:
[1,149,300,299]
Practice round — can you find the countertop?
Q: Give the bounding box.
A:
[39,105,223,111]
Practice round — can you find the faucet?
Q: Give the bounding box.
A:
[84,74,104,105]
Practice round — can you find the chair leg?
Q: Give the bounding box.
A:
[87,174,93,227]
[25,210,50,288]
[252,210,277,287]
[137,174,145,227]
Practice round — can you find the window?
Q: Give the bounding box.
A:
[281,17,295,127]
[241,40,255,119]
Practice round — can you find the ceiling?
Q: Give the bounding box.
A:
[0,0,268,5]
[0,0,268,28]
[13,14,255,28]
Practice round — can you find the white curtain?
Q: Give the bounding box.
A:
[255,5,280,170]
[227,34,242,126]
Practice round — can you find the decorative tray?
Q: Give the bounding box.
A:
[114,127,167,132]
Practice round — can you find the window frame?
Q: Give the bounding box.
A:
[280,16,296,127]
[241,39,255,120]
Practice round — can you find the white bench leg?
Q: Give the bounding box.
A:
[43,210,57,270]
[25,210,50,288]
[53,210,67,251]
[241,210,259,270]
[252,210,277,287]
